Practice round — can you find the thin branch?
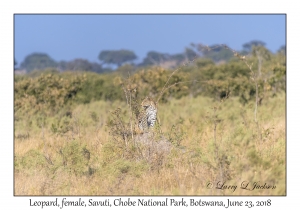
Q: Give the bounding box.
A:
[156,57,197,105]
[161,80,199,93]
[198,44,255,79]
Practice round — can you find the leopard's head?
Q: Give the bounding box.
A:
[141,96,156,109]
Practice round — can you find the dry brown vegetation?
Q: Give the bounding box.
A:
[14,92,285,195]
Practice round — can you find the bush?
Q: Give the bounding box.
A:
[14,71,86,117]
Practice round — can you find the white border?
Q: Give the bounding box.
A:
[1,0,296,209]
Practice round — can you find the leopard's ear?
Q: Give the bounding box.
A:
[151,98,157,106]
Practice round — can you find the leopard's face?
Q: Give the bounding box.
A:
[141,97,156,109]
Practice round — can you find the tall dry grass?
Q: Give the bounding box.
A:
[14,91,285,195]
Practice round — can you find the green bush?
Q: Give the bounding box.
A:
[15,149,48,171]
[57,140,90,175]
[14,71,86,117]
[14,51,285,117]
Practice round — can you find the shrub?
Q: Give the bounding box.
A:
[14,71,86,117]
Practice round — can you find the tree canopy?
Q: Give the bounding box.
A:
[184,47,198,61]
[21,53,57,72]
[140,51,170,66]
[277,45,286,54]
[58,59,109,73]
[242,40,266,54]
[98,49,137,67]
[70,59,93,71]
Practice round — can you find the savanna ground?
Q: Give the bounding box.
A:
[14,48,286,195]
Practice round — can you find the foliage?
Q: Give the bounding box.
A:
[58,140,90,175]
[139,49,197,67]
[14,70,86,116]
[140,51,171,66]
[195,58,215,68]
[205,47,233,62]
[76,72,124,104]
[129,67,190,103]
[184,47,198,61]
[242,40,266,54]
[20,53,57,72]
[115,64,137,76]
[188,47,285,104]
[14,50,286,116]
[15,149,48,171]
[199,44,233,62]
[66,59,93,71]
[193,44,234,62]
[57,59,108,74]
[170,53,186,64]
[98,49,137,67]
[277,45,286,54]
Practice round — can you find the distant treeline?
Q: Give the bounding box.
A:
[14,40,285,73]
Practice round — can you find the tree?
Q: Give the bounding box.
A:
[115,64,136,76]
[21,53,57,72]
[58,59,109,74]
[170,53,186,64]
[196,44,233,62]
[277,45,286,54]
[91,62,110,73]
[205,48,233,62]
[191,44,233,62]
[140,51,170,66]
[57,60,68,71]
[14,58,17,70]
[98,49,137,67]
[184,47,198,61]
[242,40,266,54]
[65,59,93,71]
